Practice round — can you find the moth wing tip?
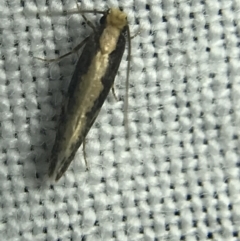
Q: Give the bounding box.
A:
[48,166,59,182]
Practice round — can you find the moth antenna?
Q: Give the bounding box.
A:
[74,0,105,15]
[124,24,131,141]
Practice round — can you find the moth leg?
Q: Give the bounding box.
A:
[131,29,141,39]
[75,0,96,32]
[35,36,89,62]
[82,14,96,32]
[111,84,119,101]
[83,139,90,170]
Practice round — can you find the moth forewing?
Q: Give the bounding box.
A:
[48,8,131,181]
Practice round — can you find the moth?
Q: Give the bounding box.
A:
[45,7,131,181]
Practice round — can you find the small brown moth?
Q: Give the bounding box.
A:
[45,7,131,181]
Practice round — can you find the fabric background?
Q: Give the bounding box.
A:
[0,0,240,240]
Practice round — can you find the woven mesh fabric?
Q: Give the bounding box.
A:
[0,0,240,240]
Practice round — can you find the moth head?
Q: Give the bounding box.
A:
[103,8,128,30]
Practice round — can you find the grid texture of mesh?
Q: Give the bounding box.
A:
[0,0,240,240]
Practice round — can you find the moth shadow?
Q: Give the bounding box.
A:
[26,12,92,187]
[27,55,78,188]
